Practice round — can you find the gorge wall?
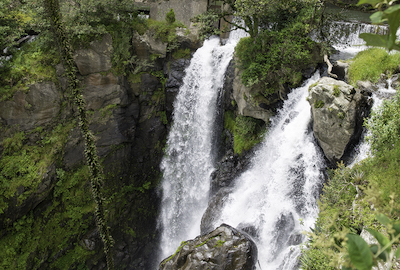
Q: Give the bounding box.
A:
[0,30,196,269]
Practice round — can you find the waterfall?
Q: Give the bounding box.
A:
[210,73,325,269]
[158,31,246,261]
[314,21,389,61]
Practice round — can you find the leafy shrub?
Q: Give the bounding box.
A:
[148,17,185,52]
[235,25,316,96]
[348,48,400,85]
[191,10,221,40]
[166,9,176,24]
[0,38,59,101]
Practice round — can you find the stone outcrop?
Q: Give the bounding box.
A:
[307,77,370,164]
[0,82,61,130]
[132,31,168,60]
[73,34,113,76]
[232,67,276,123]
[159,224,258,270]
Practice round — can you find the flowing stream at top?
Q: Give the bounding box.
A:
[158,30,247,261]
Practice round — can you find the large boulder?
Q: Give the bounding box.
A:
[159,224,258,270]
[307,77,369,164]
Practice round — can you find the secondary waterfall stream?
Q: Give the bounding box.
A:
[157,19,388,269]
[212,73,325,269]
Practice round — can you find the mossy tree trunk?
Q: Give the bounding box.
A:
[43,0,115,269]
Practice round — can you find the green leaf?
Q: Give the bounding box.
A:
[365,228,391,253]
[370,11,385,24]
[392,222,400,238]
[342,266,354,270]
[347,233,374,270]
[376,214,391,226]
[357,0,382,7]
[359,33,388,47]
[396,247,400,258]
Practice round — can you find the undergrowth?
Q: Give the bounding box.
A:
[0,121,74,214]
[348,48,400,85]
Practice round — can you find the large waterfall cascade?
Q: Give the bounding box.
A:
[157,17,393,269]
[158,30,247,261]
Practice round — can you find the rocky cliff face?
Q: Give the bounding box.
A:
[0,31,197,269]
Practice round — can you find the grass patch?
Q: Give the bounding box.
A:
[333,85,340,97]
[348,48,400,85]
[224,111,266,155]
[172,48,191,59]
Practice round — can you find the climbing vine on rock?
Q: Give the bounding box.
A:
[43,0,114,269]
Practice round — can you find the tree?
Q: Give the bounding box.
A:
[194,0,317,39]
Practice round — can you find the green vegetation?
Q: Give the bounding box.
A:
[314,100,325,108]
[235,22,318,97]
[0,122,74,214]
[224,111,266,154]
[172,48,191,60]
[333,85,340,97]
[0,38,59,102]
[348,48,400,85]
[357,0,400,51]
[301,91,400,269]
[161,241,188,266]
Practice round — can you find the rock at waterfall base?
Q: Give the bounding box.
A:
[307,77,370,164]
[159,224,257,270]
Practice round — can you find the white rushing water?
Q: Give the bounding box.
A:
[158,30,246,261]
[211,73,325,269]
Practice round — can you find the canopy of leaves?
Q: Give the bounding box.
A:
[235,22,317,95]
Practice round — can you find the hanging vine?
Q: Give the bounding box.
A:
[43,0,115,269]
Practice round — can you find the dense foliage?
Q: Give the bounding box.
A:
[235,23,316,94]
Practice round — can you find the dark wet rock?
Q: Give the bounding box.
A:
[159,224,257,270]
[201,187,234,235]
[237,223,260,240]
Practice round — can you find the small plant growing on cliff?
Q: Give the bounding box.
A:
[333,85,340,97]
[166,9,175,24]
[314,100,325,108]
